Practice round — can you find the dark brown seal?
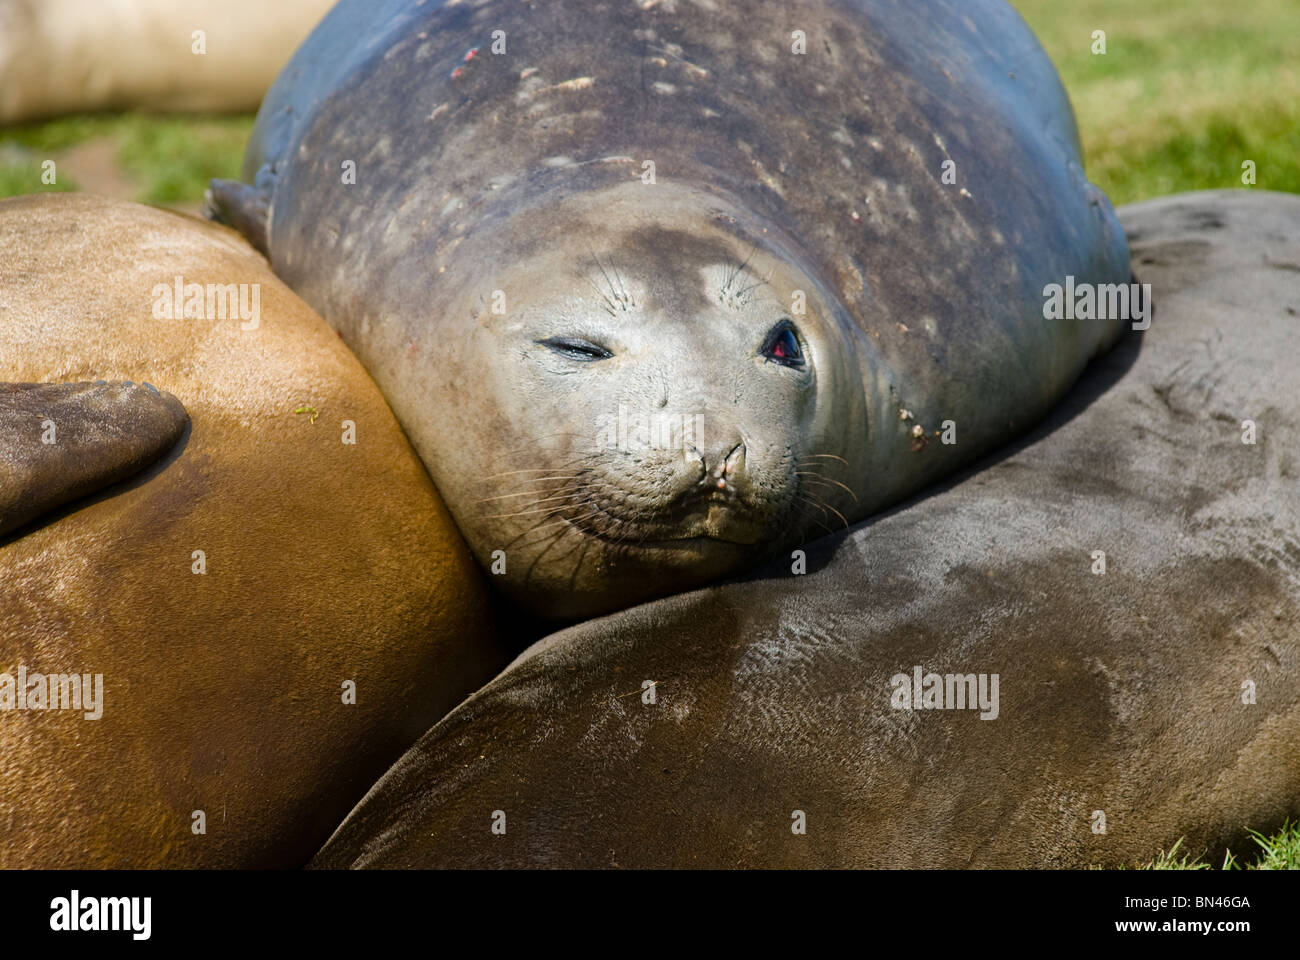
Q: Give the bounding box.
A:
[310,191,1300,868]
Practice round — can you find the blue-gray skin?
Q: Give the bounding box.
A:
[209,0,1131,620]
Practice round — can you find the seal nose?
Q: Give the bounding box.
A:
[688,441,747,493]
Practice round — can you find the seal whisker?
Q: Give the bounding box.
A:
[479,468,566,480]
[794,471,859,503]
[474,487,589,506]
[473,479,586,503]
[588,251,627,312]
[500,497,589,550]
[797,488,850,530]
[476,495,590,520]
[520,522,582,580]
[609,259,631,306]
[731,266,774,302]
[722,240,760,296]
[567,536,595,592]
[798,453,850,466]
[792,495,836,537]
[479,458,590,480]
[485,473,589,486]
[583,275,620,317]
[518,504,604,535]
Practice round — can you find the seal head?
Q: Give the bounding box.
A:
[428,182,868,616]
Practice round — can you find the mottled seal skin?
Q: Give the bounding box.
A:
[0,0,335,123]
[0,381,187,537]
[214,0,1130,619]
[310,191,1300,869]
[0,194,508,868]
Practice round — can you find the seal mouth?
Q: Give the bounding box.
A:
[577,528,759,550]
[562,494,772,550]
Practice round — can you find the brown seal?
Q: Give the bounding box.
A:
[0,194,507,867]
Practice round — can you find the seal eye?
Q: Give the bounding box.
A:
[538,336,613,362]
[760,320,805,368]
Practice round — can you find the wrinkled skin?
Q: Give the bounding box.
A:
[214,0,1131,618]
[311,191,1300,869]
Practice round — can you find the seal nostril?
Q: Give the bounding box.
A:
[724,442,747,478]
[684,443,709,482]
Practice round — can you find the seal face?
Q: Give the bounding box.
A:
[214,0,1133,618]
[431,184,863,614]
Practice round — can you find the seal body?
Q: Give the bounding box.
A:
[0,0,335,122]
[0,194,507,867]
[216,0,1132,619]
[311,191,1300,869]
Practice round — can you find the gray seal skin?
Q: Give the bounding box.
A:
[311,191,1300,869]
[211,0,1131,619]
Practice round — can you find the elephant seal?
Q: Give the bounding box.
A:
[211,0,1131,619]
[0,0,335,123]
[0,193,509,867]
[312,191,1300,869]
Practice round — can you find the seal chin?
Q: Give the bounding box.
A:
[581,530,764,552]
[563,480,782,553]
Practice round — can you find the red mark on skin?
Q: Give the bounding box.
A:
[451,47,480,79]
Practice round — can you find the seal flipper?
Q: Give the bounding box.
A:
[0,381,189,538]
[204,175,272,258]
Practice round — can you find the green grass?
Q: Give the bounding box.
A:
[114,114,252,204]
[0,1,1297,209]
[0,158,77,196]
[1011,0,1300,204]
[0,112,252,208]
[1139,822,1300,870]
